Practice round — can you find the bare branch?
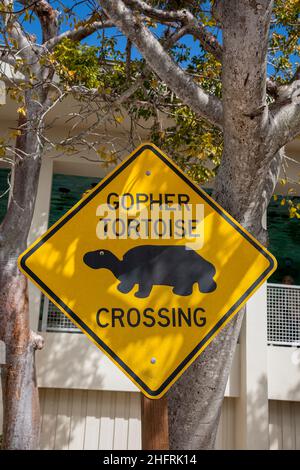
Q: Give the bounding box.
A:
[124,0,192,22]
[58,78,143,149]
[267,65,300,100]
[0,48,16,66]
[269,80,300,150]
[125,38,131,79]
[266,78,279,99]
[44,19,114,50]
[98,0,223,128]
[187,24,222,61]
[163,25,190,50]
[290,65,300,83]
[1,1,32,56]
[123,0,222,60]
[17,0,59,41]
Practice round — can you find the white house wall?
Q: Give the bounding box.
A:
[269,400,300,450]
[216,398,300,450]
[268,347,300,402]
[215,398,236,449]
[2,389,300,449]
[0,387,141,450]
[39,388,141,450]
[37,332,141,392]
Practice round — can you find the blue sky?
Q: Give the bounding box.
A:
[15,0,220,60]
[13,1,299,74]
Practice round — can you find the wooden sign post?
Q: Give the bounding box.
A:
[142,396,169,450]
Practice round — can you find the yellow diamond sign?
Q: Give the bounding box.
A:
[18,143,277,398]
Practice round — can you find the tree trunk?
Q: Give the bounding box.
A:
[0,102,44,449]
[1,272,42,449]
[168,309,244,449]
[168,0,280,450]
[168,146,282,450]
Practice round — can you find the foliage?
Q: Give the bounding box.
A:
[150,105,222,184]
[269,0,300,82]
[274,189,300,219]
[0,1,298,187]
[52,39,105,89]
[52,36,130,93]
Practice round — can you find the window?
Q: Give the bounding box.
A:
[201,192,299,285]
[48,173,99,226]
[268,195,300,285]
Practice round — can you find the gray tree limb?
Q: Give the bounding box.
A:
[1,1,42,77]
[98,0,223,128]
[124,0,193,21]
[2,1,32,57]
[0,48,16,66]
[44,19,114,50]
[269,80,300,151]
[17,0,59,42]
[123,0,223,60]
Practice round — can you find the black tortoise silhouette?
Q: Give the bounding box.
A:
[83,245,217,298]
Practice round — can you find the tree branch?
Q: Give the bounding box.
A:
[44,19,114,51]
[1,1,32,57]
[98,0,223,128]
[0,48,16,66]
[124,0,192,21]
[186,23,222,61]
[266,78,279,99]
[58,78,143,148]
[125,38,132,79]
[269,80,300,150]
[17,0,59,42]
[123,0,222,61]
[266,64,300,100]
[163,25,190,50]
[292,65,300,82]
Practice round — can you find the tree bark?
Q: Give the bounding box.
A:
[0,99,44,449]
[1,273,42,449]
[168,310,244,449]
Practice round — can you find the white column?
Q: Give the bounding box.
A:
[235,283,269,449]
[0,81,5,105]
[0,340,5,365]
[28,156,53,330]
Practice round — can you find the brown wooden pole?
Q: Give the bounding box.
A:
[141,395,169,450]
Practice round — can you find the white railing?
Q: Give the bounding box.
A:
[267,283,300,347]
[40,296,81,333]
[40,284,300,345]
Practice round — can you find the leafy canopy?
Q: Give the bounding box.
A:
[0,1,299,189]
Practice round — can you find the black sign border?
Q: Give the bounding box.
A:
[19,144,276,397]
